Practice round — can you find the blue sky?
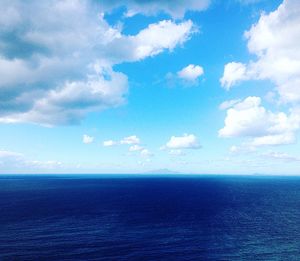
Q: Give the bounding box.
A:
[1,0,300,174]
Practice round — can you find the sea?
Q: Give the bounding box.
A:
[1,175,300,260]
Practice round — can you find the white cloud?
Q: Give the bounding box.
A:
[103,140,117,147]
[120,135,140,145]
[126,143,153,158]
[220,62,249,89]
[166,64,204,87]
[219,99,241,110]
[0,150,23,159]
[229,144,256,154]
[251,133,296,146]
[0,1,195,125]
[177,64,204,82]
[262,151,300,162]
[83,134,94,144]
[219,96,300,146]
[229,145,240,153]
[103,135,143,148]
[219,1,300,151]
[221,0,300,103]
[129,145,144,152]
[107,20,195,63]
[265,91,278,104]
[140,149,153,157]
[0,67,128,125]
[100,0,210,18]
[0,149,62,173]
[169,149,185,156]
[29,160,63,170]
[165,134,201,149]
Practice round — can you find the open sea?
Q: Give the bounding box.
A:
[1,175,300,260]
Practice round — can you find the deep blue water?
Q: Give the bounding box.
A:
[1,175,300,260]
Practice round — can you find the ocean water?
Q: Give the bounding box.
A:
[1,175,300,260]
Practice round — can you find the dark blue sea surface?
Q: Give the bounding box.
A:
[1,175,300,260]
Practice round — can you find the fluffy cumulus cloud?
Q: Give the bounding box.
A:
[83,134,94,144]
[220,62,248,89]
[166,64,204,87]
[221,0,300,104]
[177,64,204,82]
[219,96,300,146]
[165,134,201,149]
[220,1,300,149]
[0,0,196,125]
[99,0,211,18]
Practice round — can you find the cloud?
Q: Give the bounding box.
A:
[105,20,195,64]
[83,134,94,144]
[0,67,128,125]
[117,140,153,157]
[103,140,117,147]
[129,145,144,151]
[0,149,62,173]
[120,135,140,145]
[28,160,63,170]
[99,0,211,18]
[219,96,300,146]
[177,64,204,82]
[103,135,143,148]
[229,144,257,155]
[262,151,300,162]
[99,135,153,158]
[221,0,300,103]
[220,62,249,89]
[219,99,241,110]
[165,64,203,87]
[229,145,244,154]
[0,1,195,125]
[122,144,154,158]
[169,149,186,156]
[0,150,23,159]
[165,134,201,149]
[140,149,153,157]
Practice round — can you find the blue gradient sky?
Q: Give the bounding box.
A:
[1,0,300,174]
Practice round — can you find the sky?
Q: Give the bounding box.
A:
[1,0,300,175]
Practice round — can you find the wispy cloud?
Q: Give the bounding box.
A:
[0,149,62,173]
[99,0,210,18]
